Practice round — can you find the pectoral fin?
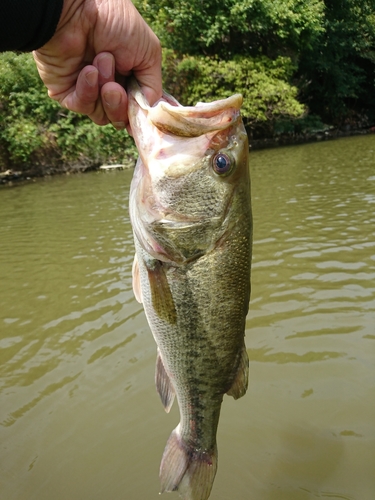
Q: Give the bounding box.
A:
[132,254,143,303]
[146,260,177,324]
[226,344,249,400]
[155,350,175,413]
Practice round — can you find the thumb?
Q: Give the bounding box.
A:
[132,37,163,106]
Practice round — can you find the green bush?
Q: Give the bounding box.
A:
[298,0,375,124]
[162,50,305,132]
[138,0,375,128]
[0,52,135,171]
[136,0,324,58]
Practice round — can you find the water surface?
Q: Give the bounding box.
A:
[1,135,374,499]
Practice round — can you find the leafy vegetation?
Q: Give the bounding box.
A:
[299,0,375,123]
[162,50,305,137]
[0,52,136,172]
[136,0,324,57]
[138,0,375,130]
[1,0,375,173]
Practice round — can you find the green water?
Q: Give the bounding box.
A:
[1,135,374,500]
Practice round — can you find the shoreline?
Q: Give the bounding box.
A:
[1,126,374,186]
[249,124,375,150]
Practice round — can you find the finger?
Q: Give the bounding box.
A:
[62,65,99,115]
[134,64,163,107]
[135,78,162,107]
[61,66,110,126]
[93,53,127,128]
[133,32,163,106]
[93,52,116,87]
[101,82,129,130]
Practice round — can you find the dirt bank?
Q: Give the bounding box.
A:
[1,126,374,186]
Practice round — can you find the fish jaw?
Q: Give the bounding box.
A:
[128,78,243,182]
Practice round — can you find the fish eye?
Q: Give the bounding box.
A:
[212,153,233,176]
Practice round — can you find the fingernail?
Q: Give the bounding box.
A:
[85,70,97,87]
[113,121,126,130]
[104,91,122,108]
[98,55,114,79]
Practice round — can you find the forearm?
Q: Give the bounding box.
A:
[0,0,64,51]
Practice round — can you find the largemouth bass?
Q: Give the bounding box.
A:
[128,79,252,500]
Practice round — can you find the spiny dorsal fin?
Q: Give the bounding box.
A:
[155,350,175,413]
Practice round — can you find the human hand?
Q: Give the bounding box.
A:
[33,0,162,130]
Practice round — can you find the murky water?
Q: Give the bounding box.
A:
[1,135,374,500]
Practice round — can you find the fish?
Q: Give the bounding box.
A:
[127,78,252,500]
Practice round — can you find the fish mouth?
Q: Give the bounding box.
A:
[127,79,244,179]
[128,78,243,138]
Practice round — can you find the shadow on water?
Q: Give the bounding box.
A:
[1,135,375,499]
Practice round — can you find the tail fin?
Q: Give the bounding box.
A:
[160,427,218,500]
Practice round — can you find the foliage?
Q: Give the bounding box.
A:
[162,50,305,130]
[136,0,324,58]
[2,0,375,173]
[298,0,375,123]
[273,114,326,135]
[137,0,375,127]
[0,52,135,171]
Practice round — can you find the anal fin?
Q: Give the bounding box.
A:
[226,344,249,400]
[155,349,175,413]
